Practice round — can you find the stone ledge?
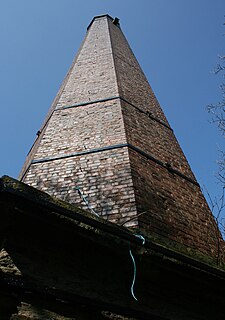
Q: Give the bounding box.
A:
[1,176,225,319]
[1,175,225,275]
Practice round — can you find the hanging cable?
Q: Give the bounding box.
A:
[129,234,145,301]
[75,186,100,217]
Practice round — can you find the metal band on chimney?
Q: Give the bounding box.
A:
[31,143,198,187]
[56,96,173,131]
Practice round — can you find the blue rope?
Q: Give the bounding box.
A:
[75,187,145,301]
[75,187,100,217]
[129,248,138,301]
[135,234,146,245]
[129,234,145,301]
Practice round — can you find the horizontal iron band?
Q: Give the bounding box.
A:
[56,96,172,131]
[119,97,172,131]
[31,144,128,164]
[57,96,120,110]
[127,144,199,186]
[31,143,198,187]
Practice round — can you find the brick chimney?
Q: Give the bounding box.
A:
[19,15,222,261]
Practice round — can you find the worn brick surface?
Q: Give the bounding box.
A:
[121,99,196,180]
[128,149,221,260]
[19,15,120,182]
[56,16,119,108]
[34,100,126,159]
[19,15,224,261]
[24,148,137,226]
[108,19,169,125]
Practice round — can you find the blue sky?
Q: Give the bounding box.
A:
[0,0,224,204]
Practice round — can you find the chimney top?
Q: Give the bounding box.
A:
[87,14,120,30]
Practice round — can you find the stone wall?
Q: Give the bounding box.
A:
[10,302,137,320]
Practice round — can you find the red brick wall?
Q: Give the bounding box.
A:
[121,99,196,180]
[34,100,126,159]
[20,16,138,227]
[24,147,137,225]
[108,19,169,125]
[19,15,224,261]
[128,149,220,259]
[108,17,222,259]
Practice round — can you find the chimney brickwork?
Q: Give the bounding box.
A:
[19,15,223,261]
[20,15,138,226]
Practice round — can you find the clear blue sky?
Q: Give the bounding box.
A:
[0,0,224,204]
